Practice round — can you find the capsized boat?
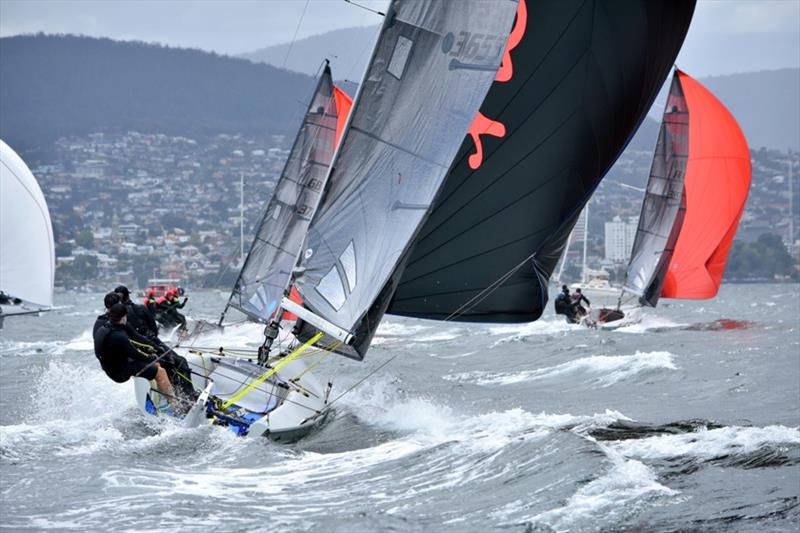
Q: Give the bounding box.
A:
[590,69,752,329]
[0,139,55,327]
[134,0,519,439]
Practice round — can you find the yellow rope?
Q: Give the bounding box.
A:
[221,332,323,409]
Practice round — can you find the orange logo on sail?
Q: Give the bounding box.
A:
[466,0,527,170]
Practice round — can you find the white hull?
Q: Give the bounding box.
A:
[588,306,643,330]
[134,350,331,442]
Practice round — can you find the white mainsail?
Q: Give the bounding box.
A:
[0,139,55,308]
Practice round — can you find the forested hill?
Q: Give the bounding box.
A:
[0,34,313,150]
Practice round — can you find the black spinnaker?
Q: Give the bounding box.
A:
[387,0,697,323]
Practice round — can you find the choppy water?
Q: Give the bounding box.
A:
[1,284,798,532]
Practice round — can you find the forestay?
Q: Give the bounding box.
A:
[0,139,55,308]
[294,0,519,359]
[622,74,689,307]
[228,66,350,322]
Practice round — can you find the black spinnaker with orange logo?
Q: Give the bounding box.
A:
[387,0,696,322]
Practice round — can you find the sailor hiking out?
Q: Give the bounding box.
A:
[94,292,195,403]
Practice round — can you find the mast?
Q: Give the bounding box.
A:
[790,159,794,248]
[581,201,589,284]
[555,229,574,285]
[240,170,244,265]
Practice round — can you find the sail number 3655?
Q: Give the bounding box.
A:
[442,32,504,61]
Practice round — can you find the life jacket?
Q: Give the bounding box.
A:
[554,293,571,315]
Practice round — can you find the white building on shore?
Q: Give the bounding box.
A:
[604,215,638,262]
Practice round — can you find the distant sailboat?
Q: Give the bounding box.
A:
[554,200,619,298]
[592,69,752,328]
[0,140,55,326]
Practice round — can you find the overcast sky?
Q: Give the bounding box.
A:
[1,0,798,77]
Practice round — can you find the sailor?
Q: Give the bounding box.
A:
[554,285,576,322]
[95,292,196,400]
[163,289,188,332]
[115,285,159,338]
[571,288,591,318]
[143,289,157,311]
[93,303,177,403]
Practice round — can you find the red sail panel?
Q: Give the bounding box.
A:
[661,70,751,299]
[332,86,352,148]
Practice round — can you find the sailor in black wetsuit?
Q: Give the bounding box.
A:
[571,288,591,319]
[95,292,195,400]
[115,285,159,339]
[93,303,177,403]
[554,285,577,323]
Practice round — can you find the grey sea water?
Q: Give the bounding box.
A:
[1,283,798,532]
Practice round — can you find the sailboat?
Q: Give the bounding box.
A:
[136,0,695,439]
[135,0,521,439]
[0,139,55,327]
[554,201,619,298]
[591,69,752,328]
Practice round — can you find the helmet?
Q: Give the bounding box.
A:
[147,289,156,297]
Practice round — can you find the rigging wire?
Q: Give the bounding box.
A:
[281,0,311,70]
[343,0,385,17]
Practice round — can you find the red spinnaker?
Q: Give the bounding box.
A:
[333,86,352,148]
[661,70,751,299]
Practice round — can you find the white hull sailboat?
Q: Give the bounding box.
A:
[0,140,55,326]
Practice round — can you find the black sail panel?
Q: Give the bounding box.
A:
[623,73,690,307]
[229,66,340,322]
[388,0,696,322]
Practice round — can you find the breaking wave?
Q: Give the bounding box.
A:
[443,351,677,387]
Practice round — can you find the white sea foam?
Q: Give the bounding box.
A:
[0,360,138,459]
[610,425,800,461]
[533,454,676,529]
[444,351,677,387]
[488,319,580,345]
[0,329,96,357]
[375,321,429,337]
[614,314,686,333]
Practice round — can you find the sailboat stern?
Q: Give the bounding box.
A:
[133,351,330,441]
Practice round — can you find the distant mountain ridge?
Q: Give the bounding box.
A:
[699,69,799,152]
[0,34,314,151]
[242,26,799,152]
[1,34,797,154]
[239,25,379,79]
